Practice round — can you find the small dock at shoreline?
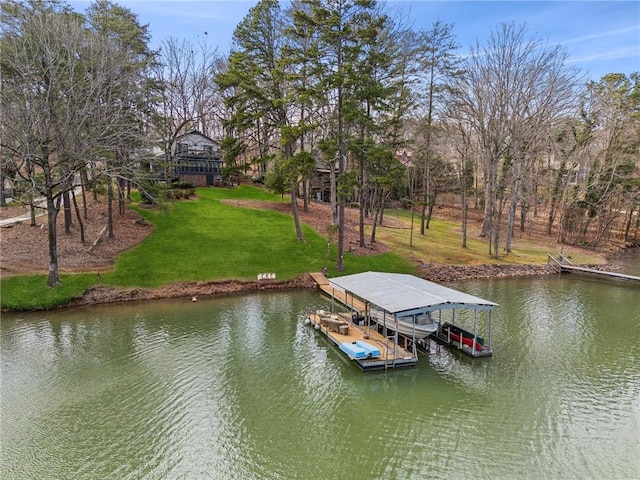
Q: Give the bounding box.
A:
[548,254,640,283]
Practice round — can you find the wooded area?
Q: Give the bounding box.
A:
[1,0,638,287]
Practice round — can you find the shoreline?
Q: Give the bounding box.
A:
[4,261,622,312]
[58,262,602,310]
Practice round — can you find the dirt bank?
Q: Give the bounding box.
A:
[64,263,574,308]
[66,274,319,307]
[67,256,625,308]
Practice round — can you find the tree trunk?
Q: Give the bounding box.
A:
[29,191,37,227]
[425,193,437,229]
[358,157,366,248]
[505,167,519,253]
[556,209,565,244]
[461,180,468,248]
[505,187,517,253]
[0,176,5,207]
[107,181,114,239]
[46,194,61,287]
[369,187,380,245]
[547,161,566,234]
[290,184,305,241]
[72,188,85,244]
[623,206,634,241]
[118,177,125,214]
[337,200,345,271]
[481,155,497,238]
[302,179,309,212]
[80,168,89,219]
[492,157,510,257]
[63,189,72,234]
[459,153,470,249]
[492,199,503,258]
[519,203,528,233]
[409,203,416,247]
[330,163,338,225]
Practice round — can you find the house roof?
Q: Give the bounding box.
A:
[175,130,219,144]
[329,271,497,317]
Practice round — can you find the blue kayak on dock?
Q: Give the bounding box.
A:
[340,341,381,359]
[354,340,381,357]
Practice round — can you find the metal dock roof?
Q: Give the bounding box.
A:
[328,271,497,317]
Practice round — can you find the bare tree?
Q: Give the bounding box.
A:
[152,37,224,168]
[1,6,143,286]
[85,0,156,237]
[450,23,581,257]
[410,21,460,235]
[443,114,477,248]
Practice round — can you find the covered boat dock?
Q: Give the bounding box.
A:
[312,271,497,362]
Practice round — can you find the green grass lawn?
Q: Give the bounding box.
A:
[104,186,414,286]
[376,208,603,266]
[1,186,414,310]
[0,273,97,311]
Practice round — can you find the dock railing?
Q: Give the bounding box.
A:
[547,253,562,273]
[547,251,574,273]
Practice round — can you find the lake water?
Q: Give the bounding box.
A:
[2,267,639,479]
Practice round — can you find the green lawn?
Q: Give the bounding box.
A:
[375,208,604,266]
[1,186,414,310]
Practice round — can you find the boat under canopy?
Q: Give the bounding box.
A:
[327,271,498,357]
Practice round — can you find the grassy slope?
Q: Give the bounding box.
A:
[1,186,414,310]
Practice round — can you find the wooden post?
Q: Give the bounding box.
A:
[472,311,478,356]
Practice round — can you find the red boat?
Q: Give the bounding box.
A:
[442,327,484,351]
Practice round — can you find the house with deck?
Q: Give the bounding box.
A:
[171,131,223,186]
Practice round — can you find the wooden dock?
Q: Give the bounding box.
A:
[308,271,497,363]
[307,272,417,370]
[306,311,417,370]
[548,254,640,283]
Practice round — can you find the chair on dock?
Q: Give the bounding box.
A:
[321,314,350,334]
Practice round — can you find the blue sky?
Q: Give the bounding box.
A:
[70,0,639,81]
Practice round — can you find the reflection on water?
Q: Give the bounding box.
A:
[2,280,639,479]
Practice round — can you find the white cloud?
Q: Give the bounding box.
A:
[561,25,639,46]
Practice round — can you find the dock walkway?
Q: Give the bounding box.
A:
[548,254,640,283]
[309,272,366,313]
